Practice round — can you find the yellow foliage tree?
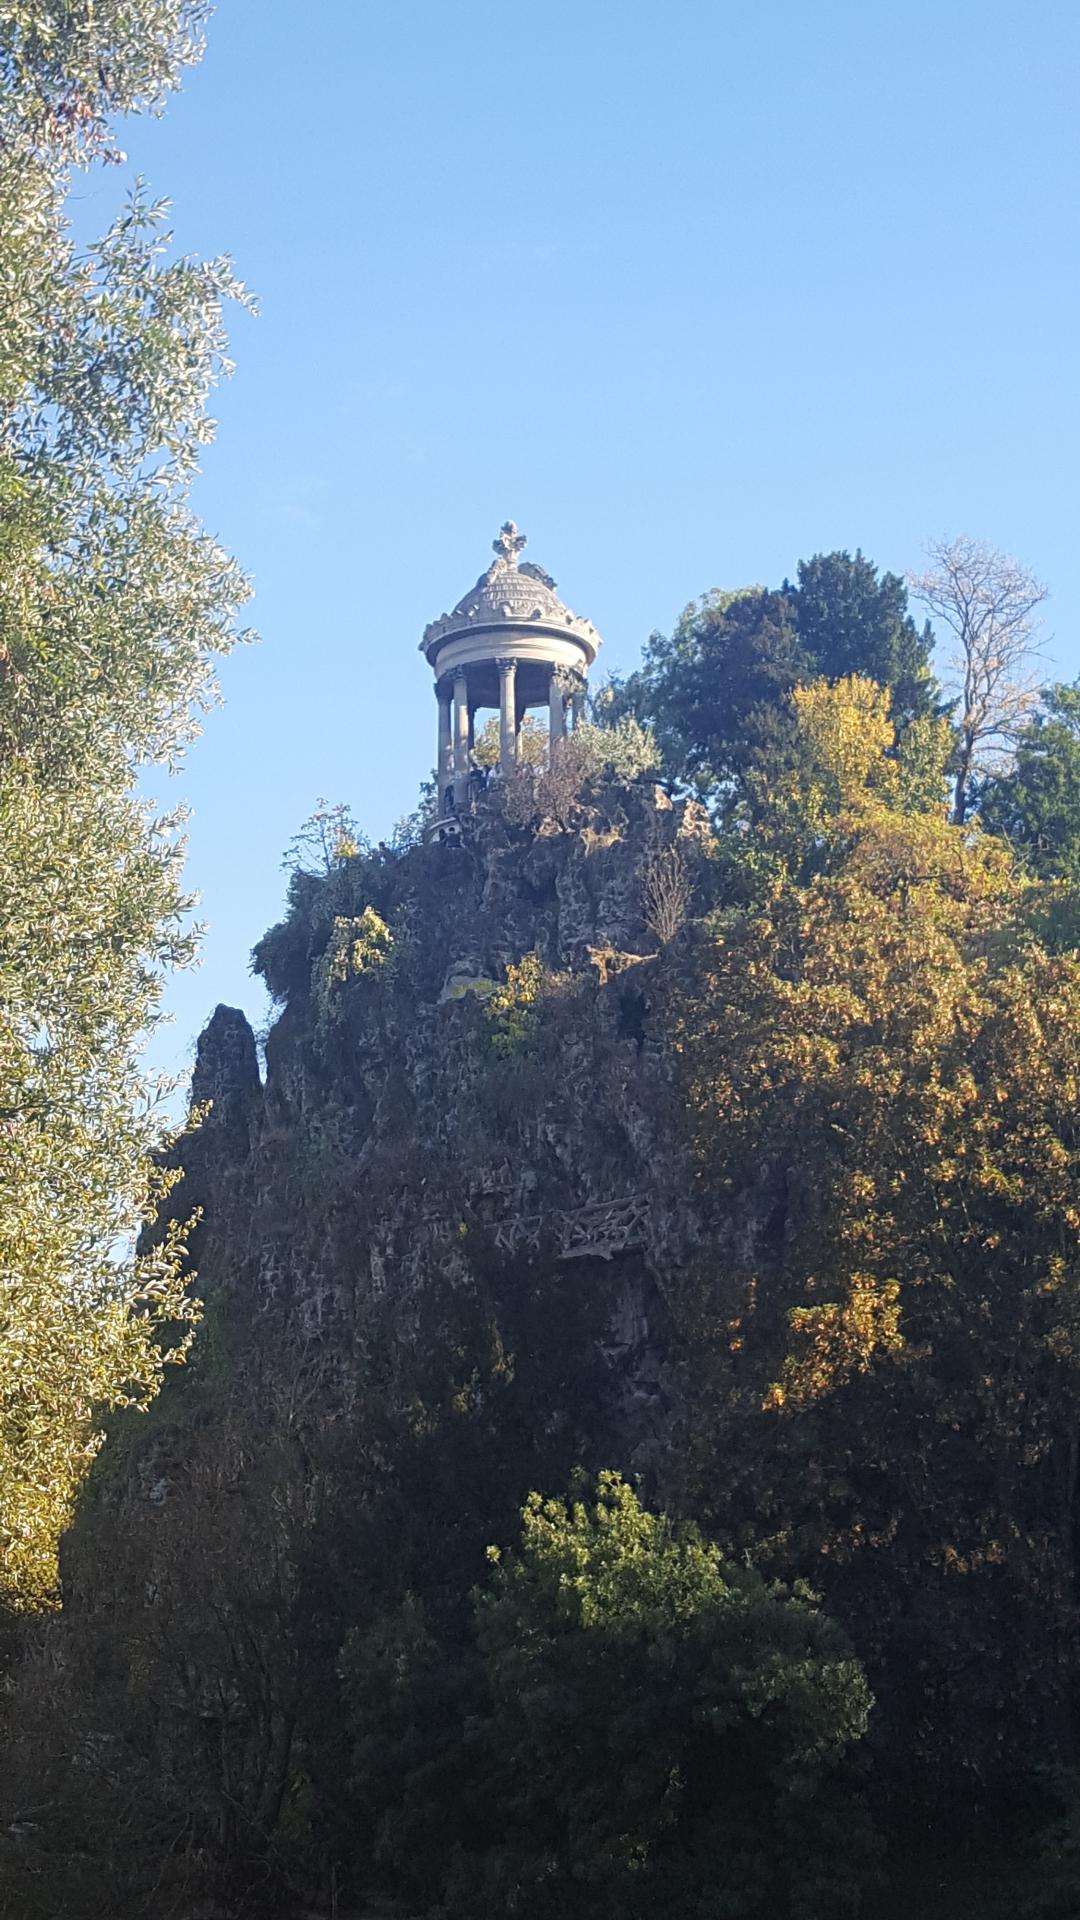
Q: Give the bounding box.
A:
[473,713,549,769]
[668,675,1080,1781]
[793,672,896,802]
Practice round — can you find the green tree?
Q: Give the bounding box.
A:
[571,713,659,780]
[473,711,548,768]
[790,550,936,727]
[344,1474,875,1920]
[0,1,249,1606]
[979,682,1080,880]
[667,677,1080,1801]
[609,553,937,808]
[476,710,659,782]
[500,715,660,825]
[283,797,367,873]
[623,585,804,796]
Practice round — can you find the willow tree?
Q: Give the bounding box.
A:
[0,2,251,1606]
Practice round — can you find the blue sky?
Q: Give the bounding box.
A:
[76,0,1079,1080]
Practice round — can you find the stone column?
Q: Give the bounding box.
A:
[453,670,470,810]
[570,679,587,731]
[436,679,453,811]
[549,667,566,752]
[497,658,518,775]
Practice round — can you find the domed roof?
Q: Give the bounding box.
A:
[421,523,601,666]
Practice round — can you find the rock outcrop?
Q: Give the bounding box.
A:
[158,777,713,1473]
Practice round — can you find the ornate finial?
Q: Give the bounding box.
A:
[493,521,526,567]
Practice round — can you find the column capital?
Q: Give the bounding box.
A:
[496,655,517,676]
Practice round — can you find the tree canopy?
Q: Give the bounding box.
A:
[343,1474,874,1920]
[668,675,1080,1793]
[0,0,249,1605]
[979,681,1080,880]
[609,551,937,808]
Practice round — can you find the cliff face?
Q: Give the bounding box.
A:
[35,761,1080,1919]
[38,779,718,1917]
[170,778,712,1476]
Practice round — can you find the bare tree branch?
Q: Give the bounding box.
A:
[909,536,1048,823]
[642,829,693,944]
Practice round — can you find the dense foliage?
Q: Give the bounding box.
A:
[667,678,1080,1801]
[10,656,1080,1917]
[607,550,938,809]
[980,681,1080,879]
[0,0,249,1604]
[1,23,1076,1897]
[343,1475,874,1919]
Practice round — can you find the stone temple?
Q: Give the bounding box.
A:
[421,522,602,824]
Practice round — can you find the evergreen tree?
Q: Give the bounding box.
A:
[789,549,936,727]
[610,553,938,808]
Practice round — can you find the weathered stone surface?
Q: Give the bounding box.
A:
[147,785,715,1476]
[191,1004,262,1130]
[61,782,715,1912]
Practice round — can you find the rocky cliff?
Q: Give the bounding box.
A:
[163,775,714,1476]
[36,777,720,1917]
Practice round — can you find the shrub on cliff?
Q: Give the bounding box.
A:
[501,717,660,824]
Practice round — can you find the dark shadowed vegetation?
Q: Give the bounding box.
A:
[2,9,1080,1920]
